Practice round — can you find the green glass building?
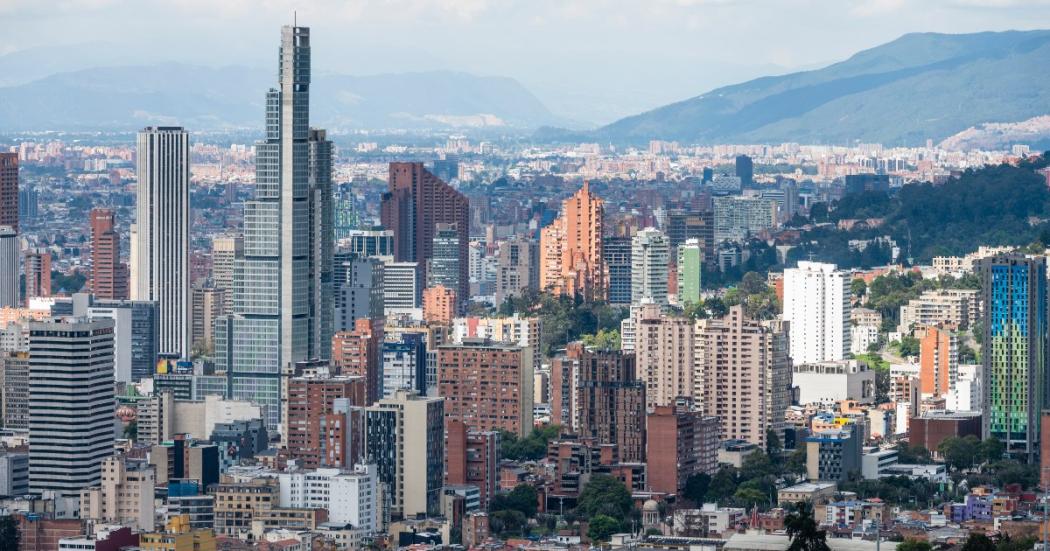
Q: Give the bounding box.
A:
[677,238,703,305]
[980,254,1048,461]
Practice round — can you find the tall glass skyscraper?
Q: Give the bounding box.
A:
[980,254,1048,461]
[214,25,333,431]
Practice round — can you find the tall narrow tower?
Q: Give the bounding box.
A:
[980,254,1048,461]
[215,25,332,431]
[134,126,190,358]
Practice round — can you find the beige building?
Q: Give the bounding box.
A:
[694,306,792,447]
[80,454,156,531]
[850,307,882,327]
[190,286,225,351]
[211,233,243,313]
[777,481,837,505]
[212,479,278,538]
[365,390,445,519]
[137,391,263,444]
[139,514,216,551]
[635,303,695,407]
[898,289,978,333]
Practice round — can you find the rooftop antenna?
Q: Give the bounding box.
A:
[294,10,297,26]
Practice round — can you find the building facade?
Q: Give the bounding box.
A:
[28,319,115,497]
[91,208,130,301]
[783,261,850,365]
[539,183,605,300]
[695,306,792,448]
[980,254,1048,460]
[133,128,189,357]
[631,227,669,307]
[213,26,334,431]
[437,340,534,436]
[381,162,469,304]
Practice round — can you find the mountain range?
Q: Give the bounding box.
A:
[572,30,1050,146]
[3,30,1050,144]
[0,62,564,132]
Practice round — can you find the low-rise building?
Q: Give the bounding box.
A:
[777,482,838,506]
[793,360,876,405]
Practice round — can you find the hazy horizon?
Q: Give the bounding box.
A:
[2,0,1050,125]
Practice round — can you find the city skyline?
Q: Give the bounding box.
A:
[1,5,1050,548]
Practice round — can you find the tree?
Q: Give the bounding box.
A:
[850,278,867,298]
[0,516,17,551]
[123,419,138,441]
[740,271,767,295]
[501,425,561,461]
[733,487,767,508]
[587,514,621,542]
[938,435,982,471]
[740,451,775,480]
[581,329,620,351]
[577,475,633,520]
[683,473,711,504]
[706,467,740,502]
[785,502,830,551]
[489,509,528,537]
[894,335,920,357]
[996,535,1037,551]
[785,447,807,475]
[981,436,1005,464]
[490,484,538,518]
[960,533,995,551]
[897,540,932,551]
[766,428,783,457]
[896,443,932,464]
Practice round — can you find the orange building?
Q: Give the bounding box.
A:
[332,318,384,404]
[90,208,129,300]
[286,374,367,469]
[422,285,457,325]
[445,419,500,508]
[918,325,956,397]
[539,183,605,300]
[437,340,533,436]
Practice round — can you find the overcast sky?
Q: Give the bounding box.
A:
[2,0,1049,123]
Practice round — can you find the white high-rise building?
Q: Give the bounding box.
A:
[134,126,190,359]
[28,318,115,497]
[631,227,669,306]
[278,465,378,532]
[383,261,420,315]
[783,261,851,365]
[0,226,18,307]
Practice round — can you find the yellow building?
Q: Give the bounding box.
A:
[139,515,216,551]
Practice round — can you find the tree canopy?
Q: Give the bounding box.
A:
[576,475,633,520]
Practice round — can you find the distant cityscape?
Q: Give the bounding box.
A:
[2,17,1050,551]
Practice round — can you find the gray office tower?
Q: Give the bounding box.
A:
[335,254,385,332]
[603,236,632,306]
[213,25,333,431]
[28,318,115,497]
